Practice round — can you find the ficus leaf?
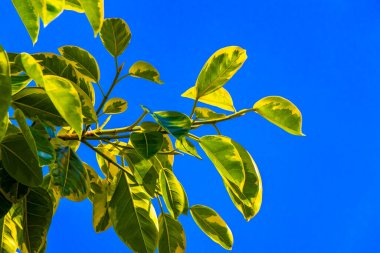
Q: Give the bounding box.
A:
[43,75,83,136]
[77,0,104,36]
[199,135,245,190]
[194,107,226,121]
[159,168,187,219]
[0,165,29,204]
[109,171,159,253]
[253,96,304,136]
[103,98,128,115]
[96,145,119,180]
[0,193,12,220]
[182,87,235,112]
[175,136,201,159]
[92,180,112,233]
[158,213,186,253]
[195,46,247,98]
[190,204,233,250]
[129,61,163,84]
[0,209,19,252]
[0,134,42,187]
[11,0,39,44]
[11,75,31,95]
[65,0,84,13]
[100,18,132,57]
[42,0,65,27]
[0,46,11,142]
[16,53,45,87]
[59,45,100,83]
[130,132,164,159]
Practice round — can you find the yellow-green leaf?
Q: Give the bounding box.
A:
[65,0,84,12]
[0,46,11,142]
[199,135,245,190]
[181,87,235,112]
[129,61,163,84]
[109,171,159,253]
[0,210,19,252]
[0,165,29,204]
[253,96,304,136]
[195,46,247,98]
[103,98,128,115]
[194,107,226,121]
[77,0,104,36]
[59,45,100,83]
[175,136,201,159]
[130,132,164,159]
[100,18,132,57]
[16,53,45,87]
[190,205,233,250]
[96,145,119,180]
[159,169,187,219]
[11,75,31,95]
[11,0,40,44]
[158,213,186,253]
[14,109,39,161]
[92,180,112,233]
[42,0,65,26]
[43,75,83,136]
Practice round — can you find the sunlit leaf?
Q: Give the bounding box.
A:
[71,82,97,123]
[130,132,164,159]
[16,53,45,87]
[0,46,11,142]
[175,136,201,159]
[96,145,119,180]
[158,213,186,253]
[57,127,81,151]
[19,187,53,253]
[129,61,163,84]
[43,75,83,136]
[103,98,128,115]
[223,140,262,221]
[11,0,39,44]
[41,174,61,214]
[42,0,65,26]
[142,106,191,139]
[11,87,67,126]
[65,0,84,12]
[51,147,90,201]
[77,0,104,36]
[195,46,247,98]
[159,168,187,219]
[253,96,304,136]
[100,18,132,57]
[194,107,226,121]
[11,75,31,95]
[0,209,19,252]
[59,46,100,83]
[190,205,233,250]
[156,134,175,170]
[93,180,112,233]
[83,163,103,201]
[182,87,235,112]
[0,134,42,187]
[199,135,245,189]
[30,126,56,166]
[109,171,159,253]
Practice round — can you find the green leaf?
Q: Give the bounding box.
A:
[14,109,39,161]
[159,168,187,219]
[103,98,128,115]
[42,0,65,26]
[65,0,84,12]
[190,205,233,250]
[194,107,226,121]
[83,163,102,201]
[100,18,132,57]
[30,126,56,166]
[182,87,235,112]
[129,61,163,84]
[253,96,304,136]
[0,134,42,187]
[92,180,112,233]
[0,46,11,143]
[175,136,201,159]
[43,75,83,136]
[16,53,45,87]
[41,174,61,214]
[143,106,191,139]
[131,132,164,159]
[223,140,262,221]
[11,87,67,126]
[158,213,186,253]
[11,75,31,95]
[123,149,158,198]
[11,0,39,44]
[77,0,104,36]
[199,135,245,189]
[109,171,159,253]
[71,82,97,123]
[0,210,19,252]
[0,193,12,220]
[195,46,247,98]
[51,147,89,201]
[59,45,100,83]
[19,187,53,253]
[96,146,119,180]
[0,165,29,203]
[156,134,175,170]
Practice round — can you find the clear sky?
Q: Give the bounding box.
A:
[1,0,380,252]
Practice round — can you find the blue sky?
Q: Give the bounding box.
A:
[1,0,380,252]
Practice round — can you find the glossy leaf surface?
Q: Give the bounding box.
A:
[100,18,132,57]
[103,98,128,115]
[175,137,201,159]
[11,0,39,44]
[158,213,186,253]
[194,107,226,121]
[77,0,104,35]
[0,46,11,142]
[130,132,164,159]
[182,87,235,112]
[129,61,163,84]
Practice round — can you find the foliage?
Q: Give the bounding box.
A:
[0,1,305,252]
